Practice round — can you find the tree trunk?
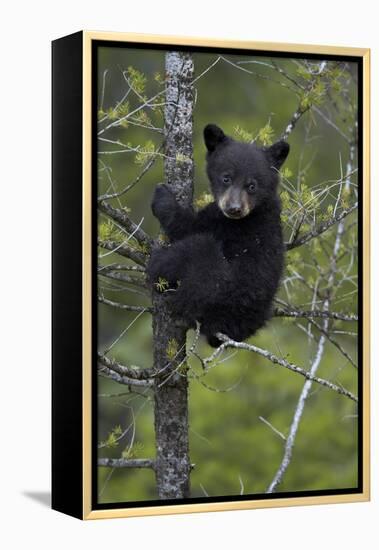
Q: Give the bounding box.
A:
[153,51,194,499]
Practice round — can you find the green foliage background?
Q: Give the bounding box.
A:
[96,46,359,503]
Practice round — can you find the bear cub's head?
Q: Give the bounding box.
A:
[204,124,290,220]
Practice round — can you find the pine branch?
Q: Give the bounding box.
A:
[280,60,328,140]
[286,202,358,250]
[98,89,167,136]
[98,200,153,250]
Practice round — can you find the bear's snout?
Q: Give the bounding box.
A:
[218,187,252,219]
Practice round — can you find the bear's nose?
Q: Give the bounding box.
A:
[226,205,242,217]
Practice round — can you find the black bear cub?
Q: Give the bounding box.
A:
[147,124,290,347]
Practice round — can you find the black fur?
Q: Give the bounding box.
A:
[147,124,290,347]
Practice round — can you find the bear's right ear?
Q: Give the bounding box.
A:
[204,124,227,152]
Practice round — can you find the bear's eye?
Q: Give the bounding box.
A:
[222,175,232,184]
[247,180,257,192]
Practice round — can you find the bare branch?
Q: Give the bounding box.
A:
[98,238,147,266]
[98,143,163,201]
[98,295,152,313]
[281,104,309,141]
[214,333,357,403]
[313,106,350,142]
[274,307,357,323]
[98,458,155,469]
[98,364,154,387]
[98,263,145,273]
[308,318,357,369]
[267,329,328,493]
[98,352,154,381]
[219,55,297,92]
[259,416,287,441]
[190,56,222,86]
[98,269,148,289]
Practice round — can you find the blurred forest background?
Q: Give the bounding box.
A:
[96,45,359,503]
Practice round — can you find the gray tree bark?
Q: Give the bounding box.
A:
[153,51,194,499]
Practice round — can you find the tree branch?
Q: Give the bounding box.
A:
[274,307,357,322]
[267,328,328,493]
[98,458,155,469]
[98,89,167,136]
[98,263,145,273]
[219,55,296,92]
[98,269,148,289]
[98,200,153,250]
[98,353,154,381]
[98,238,147,266]
[98,295,152,313]
[286,202,358,250]
[267,153,355,492]
[308,318,357,369]
[98,364,153,387]
[280,61,328,140]
[281,104,310,141]
[98,143,164,201]
[214,333,357,403]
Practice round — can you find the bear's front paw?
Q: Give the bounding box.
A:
[146,247,181,293]
[151,184,177,220]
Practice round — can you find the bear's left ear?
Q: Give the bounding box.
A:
[265,140,290,170]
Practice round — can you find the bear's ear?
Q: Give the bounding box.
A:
[204,124,227,152]
[265,140,290,170]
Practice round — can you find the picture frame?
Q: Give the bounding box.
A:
[52,30,370,520]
